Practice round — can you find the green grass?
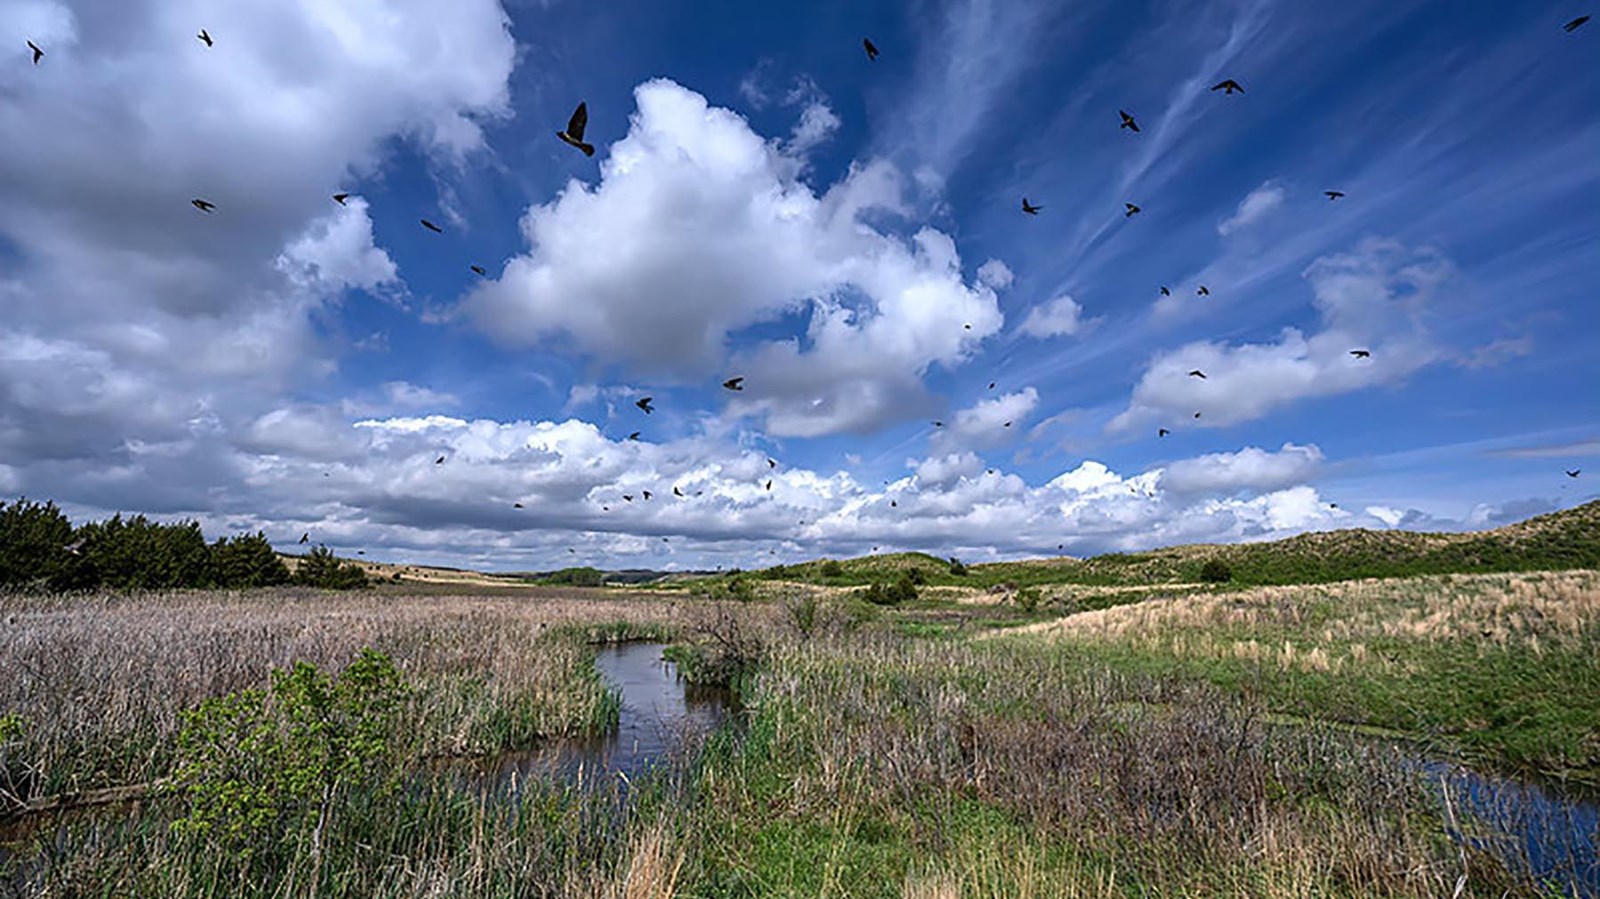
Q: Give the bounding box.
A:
[741,500,1600,591]
[1011,571,1600,784]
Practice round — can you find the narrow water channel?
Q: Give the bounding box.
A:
[447,641,735,791]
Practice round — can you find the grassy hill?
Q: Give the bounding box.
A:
[749,499,1600,590]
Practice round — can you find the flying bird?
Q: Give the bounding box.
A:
[1022,197,1043,215]
[1564,15,1590,32]
[1004,421,1012,427]
[191,198,216,212]
[1325,190,1346,200]
[513,502,523,508]
[723,377,744,391]
[863,38,880,60]
[1124,202,1141,217]
[890,500,897,507]
[1158,428,1170,437]
[1188,370,1207,379]
[636,397,653,414]
[623,495,634,502]
[300,533,309,545]
[420,219,443,233]
[1350,349,1371,358]
[643,490,653,500]
[1196,285,1210,296]
[1193,412,1202,419]
[28,40,43,64]
[332,193,350,205]
[768,458,777,468]
[1159,286,1171,296]
[470,265,487,276]
[435,455,446,464]
[628,431,641,441]
[673,486,684,497]
[64,538,86,556]
[765,479,773,491]
[1568,470,1582,478]
[963,323,972,330]
[557,102,595,157]
[988,382,996,390]
[1211,79,1244,95]
[197,29,213,47]
[933,420,944,427]
[1118,109,1140,132]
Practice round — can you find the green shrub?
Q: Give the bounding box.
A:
[1199,559,1233,583]
[906,567,927,586]
[542,566,605,587]
[1015,587,1042,612]
[819,560,845,578]
[948,557,968,577]
[862,573,919,606]
[209,532,291,588]
[0,498,78,591]
[73,514,212,591]
[293,546,369,590]
[169,649,409,856]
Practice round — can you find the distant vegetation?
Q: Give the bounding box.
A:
[0,498,365,593]
[748,500,1600,591]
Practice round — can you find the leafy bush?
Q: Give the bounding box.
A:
[209,532,291,588]
[293,546,369,590]
[542,566,606,587]
[1015,586,1042,612]
[906,567,927,586]
[819,560,845,578]
[1199,559,1233,583]
[169,649,409,856]
[948,557,969,577]
[862,573,919,606]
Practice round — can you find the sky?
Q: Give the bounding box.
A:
[1,0,1597,572]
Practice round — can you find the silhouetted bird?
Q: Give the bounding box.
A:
[197,29,212,47]
[964,324,972,329]
[1211,79,1244,94]
[470,265,487,276]
[1022,198,1043,215]
[636,397,653,414]
[1196,285,1210,296]
[643,490,652,500]
[1119,109,1140,132]
[1124,202,1141,217]
[1160,286,1171,296]
[557,102,595,156]
[628,431,641,441]
[1193,412,1202,419]
[988,382,996,389]
[1325,190,1345,200]
[1564,15,1590,32]
[300,533,309,544]
[28,40,43,64]
[1004,421,1012,427]
[1568,469,1582,478]
[513,502,523,508]
[765,479,773,491]
[863,38,880,60]
[1350,349,1371,358]
[333,193,350,205]
[673,486,684,497]
[357,550,365,555]
[623,494,634,502]
[933,420,943,427]
[723,377,744,391]
[1188,370,1206,379]
[420,219,443,233]
[569,548,577,553]
[191,198,216,212]
[891,500,897,507]
[435,455,445,464]
[1158,428,1170,437]
[768,458,777,468]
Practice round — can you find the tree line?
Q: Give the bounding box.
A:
[0,498,367,592]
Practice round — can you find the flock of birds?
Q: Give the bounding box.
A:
[20,14,1592,562]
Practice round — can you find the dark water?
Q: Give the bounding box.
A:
[441,641,735,792]
[1419,759,1600,898]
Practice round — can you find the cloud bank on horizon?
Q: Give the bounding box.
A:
[1,0,1596,571]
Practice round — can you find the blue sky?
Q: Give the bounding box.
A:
[1,0,1596,571]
